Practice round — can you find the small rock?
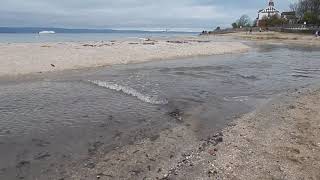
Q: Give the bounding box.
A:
[51,64,55,67]
[99,123,107,128]
[289,105,296,109]
[216,137,223,143]
[130,169,143,175]
[208,169,217,177]
[88,141,103,155]
[168,109,183,121]
[16,161,30,168]
[150,134,160,141]
[32,139,51,147]
[208,149,216,156]
[97,173,113,178]
[34,152,51,160]
[182,152,191,157]
[215,132,223,137]
[85,162,96,169]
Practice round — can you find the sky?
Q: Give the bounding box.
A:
[0,0,296,30]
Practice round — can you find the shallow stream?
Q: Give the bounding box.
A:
[1,43,320,179]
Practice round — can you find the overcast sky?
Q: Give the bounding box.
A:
[0,0,295,30]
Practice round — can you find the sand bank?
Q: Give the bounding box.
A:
[206,88,320,179]
[219,31,320,46]
[0,38,250,77]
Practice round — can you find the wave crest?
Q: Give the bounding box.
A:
[88,80,168,105]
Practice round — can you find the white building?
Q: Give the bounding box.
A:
[257,0,280,22]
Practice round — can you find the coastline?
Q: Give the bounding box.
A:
[0,37,250,77]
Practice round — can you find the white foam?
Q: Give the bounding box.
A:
[223,96,249,102]
[88,80,168,105]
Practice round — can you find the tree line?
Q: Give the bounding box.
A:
[231,0,320,28]
[291,0,320,25]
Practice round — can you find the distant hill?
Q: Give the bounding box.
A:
[0,27,189,33]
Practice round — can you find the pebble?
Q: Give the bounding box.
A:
[208,149,216,156]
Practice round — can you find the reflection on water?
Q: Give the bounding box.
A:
[0,44,320,179]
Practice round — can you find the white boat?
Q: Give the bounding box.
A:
[38,31,56,34]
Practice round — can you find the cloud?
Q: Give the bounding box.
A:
[0,0,292,29]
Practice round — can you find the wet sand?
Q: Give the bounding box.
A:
[166,87,320,180]
[208,87,320,180]
[63,87,320,180]
[0,37,249,77]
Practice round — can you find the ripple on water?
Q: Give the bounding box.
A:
[88,80,168,105]
[291,68,320,79]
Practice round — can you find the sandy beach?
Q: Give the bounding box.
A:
[0,38,249,77]
[219,31,320,46]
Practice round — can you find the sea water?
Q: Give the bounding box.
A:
[0,32,197,43]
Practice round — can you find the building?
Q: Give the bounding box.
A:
[281,11,298,24]
[257,0,280,26]
[257,0,280,20]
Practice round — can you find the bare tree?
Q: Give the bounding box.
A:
[289,3,298,12]
[291,0,320,24]
[295,0,320,15]
[237,15,252,27]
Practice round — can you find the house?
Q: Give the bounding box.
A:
[281,11,298,24]
[257,0,280,26]
[257,0,280,20]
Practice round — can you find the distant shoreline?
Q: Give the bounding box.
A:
[0,27,200,34]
